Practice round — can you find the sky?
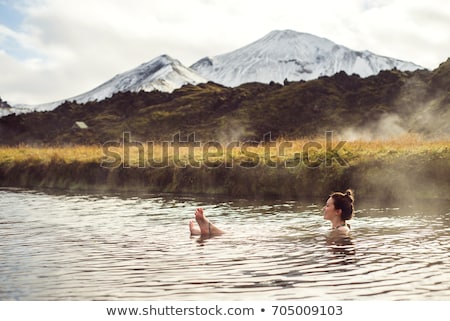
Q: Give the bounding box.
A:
[0,0,449,105]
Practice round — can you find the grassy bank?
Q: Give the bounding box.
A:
[0,137,449,201]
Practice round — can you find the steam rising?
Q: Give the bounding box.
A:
[339,74,450,141]
[334,75,450,205]
[340,113,406,141]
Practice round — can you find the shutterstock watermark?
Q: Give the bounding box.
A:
[100,131,348,169]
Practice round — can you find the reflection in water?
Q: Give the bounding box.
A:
[0,188,449,300]
[326,231,356,256]
[191,234,224,246]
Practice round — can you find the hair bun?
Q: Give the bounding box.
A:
[345,189,354,202]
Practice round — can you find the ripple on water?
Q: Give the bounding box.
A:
[1,188,449,300]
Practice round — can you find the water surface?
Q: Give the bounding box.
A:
[1,188,449,300]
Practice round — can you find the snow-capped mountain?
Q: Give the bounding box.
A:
[73,54,206,102]
[6,30,424,116]
[12,54,206,113]
[190,29,422,86]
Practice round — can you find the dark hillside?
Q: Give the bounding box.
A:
[0,58,449,146]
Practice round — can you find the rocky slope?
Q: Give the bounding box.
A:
[0,58,448,145]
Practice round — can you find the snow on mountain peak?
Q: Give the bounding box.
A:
[75,54,206,104]
[260,29,335,48]
[11,54,207,114]
[190,29,422,86]
[7,30,424,116]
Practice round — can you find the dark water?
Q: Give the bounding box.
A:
[1,188,449,300]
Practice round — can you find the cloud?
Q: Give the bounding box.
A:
[0,0,449,104]
[339,0,450,68]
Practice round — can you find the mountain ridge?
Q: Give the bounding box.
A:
[12,54,206,113]
[0,57,448,145]
[6,29,424,115]
[190,29,422,86]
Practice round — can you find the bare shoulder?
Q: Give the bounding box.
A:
[335,225,350,234]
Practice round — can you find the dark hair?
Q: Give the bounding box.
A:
[330,189,354,220]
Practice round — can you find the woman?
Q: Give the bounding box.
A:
[190,189,354,236]
[323,189,354,233]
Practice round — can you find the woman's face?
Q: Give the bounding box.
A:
[323,197,337,220]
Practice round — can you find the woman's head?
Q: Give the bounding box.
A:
[324,189,355,221]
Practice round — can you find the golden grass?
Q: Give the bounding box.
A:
[0,135,448,199]
[0,145,104,164]
[0,135,448,167]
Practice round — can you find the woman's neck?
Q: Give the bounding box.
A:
[331,217,346,229]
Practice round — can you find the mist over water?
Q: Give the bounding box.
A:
[1,188,449,300]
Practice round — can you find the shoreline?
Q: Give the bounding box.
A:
[1,150,449,202]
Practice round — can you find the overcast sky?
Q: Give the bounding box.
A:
[1,0,449,105]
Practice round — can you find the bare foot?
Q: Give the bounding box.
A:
[191,208,225,236]
[189,220,201,235]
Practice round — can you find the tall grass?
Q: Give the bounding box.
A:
[0,135,448,167]
[0,145,104,164]
[0,136,448,200]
